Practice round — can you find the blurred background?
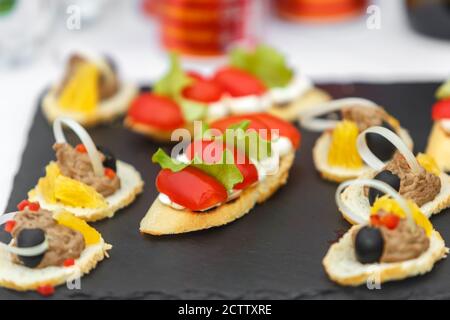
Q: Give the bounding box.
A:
[0,0,450,209]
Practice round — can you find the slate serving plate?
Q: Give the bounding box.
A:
[2,82,449,300]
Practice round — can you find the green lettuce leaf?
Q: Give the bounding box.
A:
[230,45,293,88]
[152,148,243,190]
[436,79,450,100]
[216,120,272,160]
[153,53,207,121]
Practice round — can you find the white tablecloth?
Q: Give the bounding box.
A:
[1,0,449,210]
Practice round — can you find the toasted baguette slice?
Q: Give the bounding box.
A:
[269,88,331,122]
[323,225,448,286]
[124,117,194,143]
[42,83,138,127]
[0,239,111,291]
[338,171,450,224]
[313,128,413,183]
[426,122,450,172]
[140,151,295,235]
[29,161,144,222]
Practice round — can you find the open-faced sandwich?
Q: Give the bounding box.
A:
[28,117,144,222]
[426,79,450,172]
[42,50,138,127]
[125,46,329,142]
[140,113,300,235]
[300,98,413,182]
[324,178,448,286]
[0,203,110,294]
[338,126,450,223]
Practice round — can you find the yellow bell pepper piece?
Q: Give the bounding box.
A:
[58,62,99,113]
[54,175,107,209]
[54,211,101,245]
[327,120,363,169]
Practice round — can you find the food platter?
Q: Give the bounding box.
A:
[3,82,449,299]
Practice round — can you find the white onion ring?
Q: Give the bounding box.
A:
[336,179,415,227]
[53,117,104,176]
[300,97,378,132]
[0,212,49,257]
[357,126,420,173]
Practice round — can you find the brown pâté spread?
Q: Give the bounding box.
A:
[378,211,429,263]
[385,153,441,207]
[54,143,120,197]
[56,54,120,101]
[11,209,85,268]
[342,106,391,132]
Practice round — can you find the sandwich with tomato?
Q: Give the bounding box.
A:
[426,79,450,172]
[139,113,300,235]
[125,46,328,142]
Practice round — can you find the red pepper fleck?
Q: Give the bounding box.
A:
[75,144,87,153]
[104,168,116,179]
[27,202,40,212]
[63,258,75,267]
[4,220,16,233]
[17,199,30,211]
[380,213,400,230]
[37,284,54,297]
[370,214,381,226]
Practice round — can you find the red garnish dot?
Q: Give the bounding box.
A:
[370,214,381,226]
[4,220,16,233]
[17,199,30,211]
[63,258,75,267]
[37,284,54,297]
[380,213,400,230]
[104,168,116,179]
[75,144,87,153]
[27,202,40,212]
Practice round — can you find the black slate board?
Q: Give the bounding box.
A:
[3,82,450,300]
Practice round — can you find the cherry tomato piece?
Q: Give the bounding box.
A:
[213,67,267,97]
[128,93,184,131]
[156,167,227,211]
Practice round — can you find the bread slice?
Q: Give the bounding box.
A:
[313,128,413,183]
[42,83,138,127]
[124,116,194,143]
[323,225,448,286]
[29,160,144,222]
[0,239,111,291]
[140,151,295,235]
[268,88,331,122]
[426,122,450,172]
[338,170,450,223]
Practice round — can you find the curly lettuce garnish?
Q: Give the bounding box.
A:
[153,53,206,122]
[230,45,293,88]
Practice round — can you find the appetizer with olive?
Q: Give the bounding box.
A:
[324,179,448,286]
[300,98,413,182]
[28,117,144,221]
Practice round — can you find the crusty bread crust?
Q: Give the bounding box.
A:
[140,151,295,235]
[338,170,450,222]
[124,117,194,143]
[42,84,138,127]
[0,239,111,291]
[323,225,448,286]
[29,161,144,222]
[268,88,331,122]
[426,122,450,172]
[313,128,413,183]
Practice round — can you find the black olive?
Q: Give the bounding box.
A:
[365,120,397,162]
[17,228,46,268]
[96,145,117,172]
[368,170,401,205]
[355,226,384,264]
